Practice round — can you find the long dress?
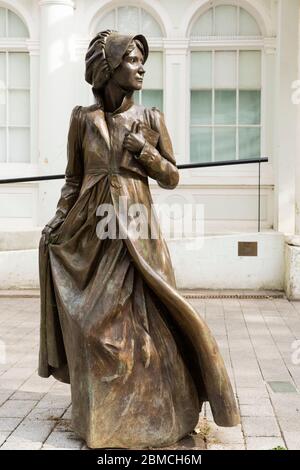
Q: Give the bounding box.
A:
[38,94,240,449]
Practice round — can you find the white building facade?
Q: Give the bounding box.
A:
[0,0,299,295]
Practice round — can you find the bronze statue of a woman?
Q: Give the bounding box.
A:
[38,30,239,449]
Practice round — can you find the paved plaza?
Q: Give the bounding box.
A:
[0,291,300,450]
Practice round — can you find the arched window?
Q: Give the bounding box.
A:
[94,6,164,110]
[190,4,261,37]
[0,7,30,163]
[189,5,262,163]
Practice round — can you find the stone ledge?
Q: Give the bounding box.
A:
[0,289,40,298]
[285,235,300,247]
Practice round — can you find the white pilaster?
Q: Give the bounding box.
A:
[38,0,76,226]
[296,2,300,235]
[274,0,300,234]
[164,40,189,165]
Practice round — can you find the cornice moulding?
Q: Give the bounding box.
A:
[39,0,75,8]
[0,39,39,52]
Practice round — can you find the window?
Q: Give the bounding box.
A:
[95,6,164,110]
[0,7,30,163]
[95,5,163,37]
[189,5,262,163]
[190,5,261,37]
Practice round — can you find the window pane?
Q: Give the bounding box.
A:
[0,52,6,87]
[0,89,6,125]
[215,128,236,161]
[8,10,28,37]
[215,90,236,125]
[191,52,212,89]
[9,90,30,126]
[141,90,163,110]
[215,5,237,36]
[0,8,6,37]
[191,90,212,125]
[143,52,163,89]
[141,10,162,37]
[239,90,261,125]
[9,53,30,88]
[9,128,30,162]
[215,51,236,89]
[239,51,261,89]
[0,128,6,162]
[239,8,261,36]
[118,6,139,34]
[190,128,212,163]
[191,9,213,36]
[239,128,261,160]
[95,10,115,31]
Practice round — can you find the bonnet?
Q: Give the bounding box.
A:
[85,30,149,91]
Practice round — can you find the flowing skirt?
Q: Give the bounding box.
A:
[47,175,201,448]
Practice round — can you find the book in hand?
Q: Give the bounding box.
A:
[120,121,160,177]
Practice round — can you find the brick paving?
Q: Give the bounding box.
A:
[0,293,300,450]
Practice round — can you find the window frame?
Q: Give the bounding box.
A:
[189,48,263,164]
[0,50,31,163]
[186,5,274,184]
[0,6,37,175]
[93,4,164,39]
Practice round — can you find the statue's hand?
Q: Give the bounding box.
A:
[42,225,53,245]
[123,121,146,154]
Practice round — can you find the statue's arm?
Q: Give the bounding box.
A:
[44,106,83,231]
[134,108,179,190]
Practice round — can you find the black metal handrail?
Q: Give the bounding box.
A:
[0,158,268,184]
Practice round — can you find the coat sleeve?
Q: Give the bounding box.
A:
[134,107,179,190]
[45,105,84,230]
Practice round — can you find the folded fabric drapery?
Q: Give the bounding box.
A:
[38,100,239,448]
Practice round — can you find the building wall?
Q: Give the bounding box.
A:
[0,0,285,234]
[0,0,300,292]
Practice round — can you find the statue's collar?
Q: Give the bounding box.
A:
[97,92,134,116]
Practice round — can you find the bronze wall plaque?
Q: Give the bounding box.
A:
[238,241,258,257]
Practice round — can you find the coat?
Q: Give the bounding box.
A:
[38,94,240,438]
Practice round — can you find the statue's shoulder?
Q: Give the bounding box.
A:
[69,105,101,132]
[79,104,102,115]
[142,106,164,129]
[73,104,104,128]
[143,105,163,119]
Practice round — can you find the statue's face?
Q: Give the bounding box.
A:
[112,43,145,91]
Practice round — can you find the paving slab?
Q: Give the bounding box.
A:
[1,292,300,450]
